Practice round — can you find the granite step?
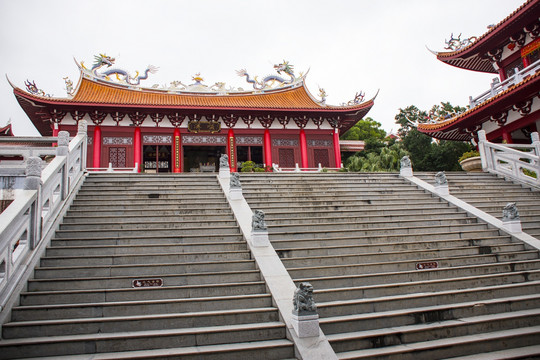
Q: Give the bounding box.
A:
[50,234,245,246]
[54,225,241,238]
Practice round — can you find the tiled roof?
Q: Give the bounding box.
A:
[417,69,540,140]
[434,0,539,73]
[42,77,363,112]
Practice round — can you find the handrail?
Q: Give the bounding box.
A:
[478,130,540,188]
[87,163,138,173]
[469,59,540,108]
[0,121,87,314]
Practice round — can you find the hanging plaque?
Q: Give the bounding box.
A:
[187,120,221,133]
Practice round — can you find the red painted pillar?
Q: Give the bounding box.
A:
[333,128,342,168]
[52,122,59,147]
[263,129,272,171]
[502,130,513,144]
[134,126,142,172]
[227,128,236,172]
[173,128,181,173]
[299,129,308,168]
[92,125,102,168]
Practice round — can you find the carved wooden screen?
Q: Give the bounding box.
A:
[109,147,127,168]
[313,148,330,168]
[279,148,295,168]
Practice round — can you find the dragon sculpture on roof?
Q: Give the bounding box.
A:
[84,53,158,85]
[236,61,296,90]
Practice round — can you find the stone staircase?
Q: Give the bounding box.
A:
[415,172,540,239]
[0,174,294,359]
[240,173,540,359]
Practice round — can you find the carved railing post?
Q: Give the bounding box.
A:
[434,171,449,196]
[400,156,413,177]
[228,172,243,200]
[251,209,269,247]
[477,130,489,171]
[502,202,522,233]
[24,157,43,249]
[291,282,319,337]
[531,132,540,158]
[56,131,70,199]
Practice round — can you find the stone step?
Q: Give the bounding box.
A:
[271,231,510,250]
[50,234,245,246]
[267,217,479,233]
[245,197,443,207]
[46,242,247,256]
[10,293,273,321]
[441,344,540,360]
[329,308,540,357]
[0,322,287,359]
[286,252,540,279]
[34,259,257,279]
[281,246,532,269]
[74,193,227,201]
[296,259,540,290]
[317,282,540,320]
[40,250,251,267]
[58,219,239,231]
[320,290,540,335]
[62,213,235,223]
[54,225,241,238]
[269,223,493,241]
[19,281,266,308]
[263,207,463,219]
[335,325,540,360]
[14,339,295,360]
[67,204,231,212]
[313,269,540,304]
[21,269,261,294]
[71,198,229,206]
[252,202,451,213]
[276,238,520,258]
[26,269,261,293]
[4,307,280,338]
[267,211,469,226]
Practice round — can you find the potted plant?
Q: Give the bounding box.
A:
[459,150,482,172]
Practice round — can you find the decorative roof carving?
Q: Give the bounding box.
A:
[444,33,478,51]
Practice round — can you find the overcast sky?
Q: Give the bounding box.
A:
[0,0,525,136]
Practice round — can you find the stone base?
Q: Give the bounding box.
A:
[219,168,230,179]
[291,313,319,338]
[229,187,243,200]
[434,185,449,196]
[503,220,522,233]
[251,231,269,247]
[400,168,413,177]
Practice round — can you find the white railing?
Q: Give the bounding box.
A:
[272,163,344,173]
[478,130,540,188]
[469,59,540,108]
[0,121,87,313]
[87,163,138,173]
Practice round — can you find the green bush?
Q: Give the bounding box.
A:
[458,150,480,162]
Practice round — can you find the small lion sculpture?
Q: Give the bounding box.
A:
[293,282,317,315]
[502,202,520,221]
[219,154,229,168]
[252,210,267,232]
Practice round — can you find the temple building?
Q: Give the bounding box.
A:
[10,56,374,172]
[418,0,539,144]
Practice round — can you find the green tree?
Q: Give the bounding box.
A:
[345,143,409,172]
[341,117,386,141]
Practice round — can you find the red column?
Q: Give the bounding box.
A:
[502,130,513,144]
[333,128,342,168]
[92,125,101,168]
[227,128,236,172]
[52,122,59,147]
[134,126,142,172]
[173,128,181,173]
[299,129,308,168]
[264,129,272,171]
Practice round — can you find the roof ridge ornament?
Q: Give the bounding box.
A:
[236,60,298,90]
[24,79,51,97]
[84,53,159,85]
[444,33,478,51]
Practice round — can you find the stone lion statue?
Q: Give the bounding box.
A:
[293,282,317,315]
[252,210,267,231]
[219,154,229,168]
[230,172,241,189]
[435,171,448,185]
[502,202,520,221]
[400,156,411,169]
